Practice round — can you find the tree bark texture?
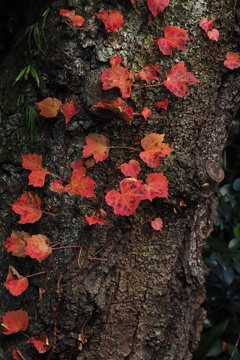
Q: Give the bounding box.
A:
[0,0,239,359]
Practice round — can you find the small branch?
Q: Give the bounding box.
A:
[109,146,139,151]
[52,245,83,250]
[41,210,59,216]
[26,271,47,278]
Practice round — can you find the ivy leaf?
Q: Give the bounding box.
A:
[93,98,134,125]
[140,133,173,167]
[82,133,110,163]
[97,10,124,32]
[157,26,189,55]
[141,107,152,120]
[11,192,42,224]
[151,217,163,231]
[199,17,214,32]
[3,266,29,296]
[144,173,168,201]
[59,100,79,124]
[109,55,122,67]
[35,97,62,118]
[84,210,108,225]
[121,160,141,178]
[60,9,84,27]
[163,62,199,97]
[26,334,50,354]
[99,57,134,98]
[105,178,146,216]
[3,231,30,257]
[224,52,240,69]
[21,154,51,187]
[147,0,170,17]
[207,29,219,41]
[138,64,161,82]
[156,99,169,109]
[25,234,52,262]
[2,310,29,335]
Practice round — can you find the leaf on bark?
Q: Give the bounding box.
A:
[59,100,79,124]
[143,173,168,201]
[26,334,50,353]
[21,154,51,187]
[147,0,170,17]
[3,266,29,296]
[141,107,152,120]
[97,10,124,32]
[120,160,141,178]
[138,64,161,82]
[60,9,84,26]
[82,133,110,163]
[156,99,169,109]
[25,234,52,262]
[11,192,42,224]
[2,310,29,335]
[224,52,240,69]
[93,98,134,125]
[157,26,189,55]
[35,97,62,118]
[151,217,163,230]
[3,231,30,257]
[140,133,173,167]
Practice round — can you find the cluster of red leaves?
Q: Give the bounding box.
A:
[224,53,240,70]
[98,10,124,32]
[50,160,96,197]
[60,9,85,27]
[99,56,134,98]
[35,98,78,124]
[4,230,52,262]
[199,17,219,41]
[158,26,189,55]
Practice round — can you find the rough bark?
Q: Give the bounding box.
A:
[0,0,239,359]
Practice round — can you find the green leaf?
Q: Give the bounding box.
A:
[229,238,240,250]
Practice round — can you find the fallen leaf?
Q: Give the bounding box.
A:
[199,17,214,32]
[59,100,79,124]
[11,192,42,224]
[147,0,170,17]
[93,98,134,125]
[82,133,110,163]
[3,266,29,296]
[158,26,189,55]
[156,99,169,109]
[3,231,29,257]
[141,107,152,120]
[120,159,141,178]
[35,97,62,118]
[25,234,52,262]
[140,133,173,167]
[144,173,168,201]
[97,10,124,32]
[2,310,29,335]
[138,64,161,82]
[26,334,50,353]
[21,154,51,187]
[151,217,163,230]
[163,61,199,97]
[224,52,240,69]
[60,9,84,26]
[207,29,219,41]
[84,212,108,225]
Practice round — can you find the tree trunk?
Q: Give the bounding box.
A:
[0,0,239,359]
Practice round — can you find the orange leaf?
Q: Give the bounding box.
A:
[120,160,141,178]
[156,99,169,109]
[59,100,79,124]
[144,173,168,201]
[99,58,134,98]
[93,97,134,125]
[138,64,161,82]
[82,133,110,163]
[2,310,29,335]
[3,231,30,257]
[163,62,199,97]
[25,234,52,262]
[11,192,42,224]
[35,97,62,118]
[97,10,124,32]
[140,133,173,167]
[26,334,50,353]
[141,107,152,120]
[151,217,163,231]
[157,26,189,55]
[105,178,146,216]
[147,0,170,17]
[60,9,84,27]
[3,266,29,296]
[224,52,240,69]
[21,154,51,187]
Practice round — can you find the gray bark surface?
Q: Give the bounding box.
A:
[0,0,239,359]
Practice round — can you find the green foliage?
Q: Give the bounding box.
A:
[13,64,40,87]
[25,105,39,142]
[193,116,240,360]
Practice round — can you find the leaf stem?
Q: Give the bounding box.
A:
[109,146,139,151]
[26,271,47,278]
[52,245,83,250]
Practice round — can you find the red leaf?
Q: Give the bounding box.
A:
[84,213,108,225]
[97,10,124,32]
[144,173,168,201]
[82,133,110,163]
[59,100,79,124]
[109,55,122,67]
[163,62,199,97]
[147,0,170,17]
[121,160,141,178]
[207,29,219,41]
[224,52,240,69]
[35,97,62,118]
[2,310,29,335]
[60,9,84,27]
[85,159,95,168]
[4,231,30,257]
[138,64,161,82]
[12,348,27,360]
[3,266,29,296]
[93,97,134,125]
[21,154,51,187]
[199,17,214,32]
[141,107,152,120]
[99,60,134,98]
[140,133,173,167]
[157,26,189,55]
[25,234,52,262]
[156,99,169,109]
[151,217,163,231]
[105,178,146,216]
[11,191,42,224]
[26,334,50,354]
